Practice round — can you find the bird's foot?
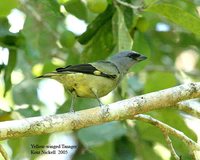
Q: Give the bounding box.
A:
[100,104,110,118]
[69,106,75,113]
[99,102,104,108]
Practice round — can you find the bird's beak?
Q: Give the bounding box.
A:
[136,55,147,61]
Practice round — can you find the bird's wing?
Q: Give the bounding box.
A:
[90,60,120,76]
[55,61,119,79]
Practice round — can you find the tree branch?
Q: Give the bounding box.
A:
[176,100,200,119]
[0,144,9,160]
[162,132,180,160]
[0,82,200,140]
[134,114,200,159]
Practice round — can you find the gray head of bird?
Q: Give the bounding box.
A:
[109,50,147,75]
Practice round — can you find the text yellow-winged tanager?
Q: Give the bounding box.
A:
[37,51,147,112]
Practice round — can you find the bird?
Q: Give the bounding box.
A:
[37,50,147,112]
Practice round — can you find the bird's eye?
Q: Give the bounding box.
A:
[127,52,141,59]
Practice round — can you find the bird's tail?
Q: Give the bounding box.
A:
[36,72,59,78]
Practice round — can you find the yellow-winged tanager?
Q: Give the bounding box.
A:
[37,51,147,112]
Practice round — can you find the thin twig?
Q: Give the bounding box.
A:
[176,100,200,119]
[115,0,141,10]
[134,114,200,152]
[0,144,9,160]
[162,131,180,160]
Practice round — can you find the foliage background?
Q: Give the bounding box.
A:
[0,0,200,159]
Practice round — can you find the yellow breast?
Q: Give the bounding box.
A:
[53,73,119,98]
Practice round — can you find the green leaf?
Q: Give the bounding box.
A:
[92,141,114,160]
[12,79,40,106]
[122,2,135,30]
[136,120,165,145]
[171,136,192,160]
[77,121,127,147]
[22,0,62,63]
[146,3,200,36]
[8,135,49,159]
[73,149,97,160]
[137,109,197,159]
[4,49,17,96]
[124,129,163,160]
[144,0,159,7]
[132,31,150,72]
[135,141,163,160]
[42,61,59,74]
[144,72,177,93]
[81,19,114,62]
[0,0,18,17]
[150,109,197,142]
[77,5,115,44]
[114,136,136,160]
[0,18,12,37]
[0,64,5,73]
[18,107,40,117]
[0,34,19,47]
[0,18,21,47]
[64,0,87,21]
[7,138,21,159]
[112,6,133,52]
[127,76,144,94]
[22,16,44,61]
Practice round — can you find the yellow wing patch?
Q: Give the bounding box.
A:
[93,70,101,76]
